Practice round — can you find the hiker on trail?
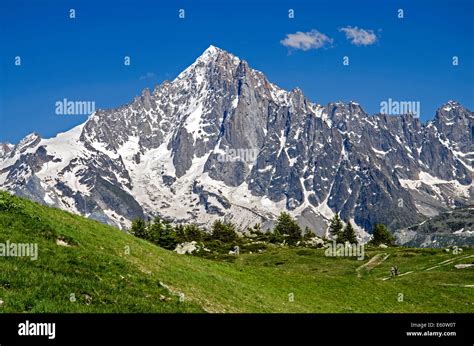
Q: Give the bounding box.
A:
[390,266,399,277]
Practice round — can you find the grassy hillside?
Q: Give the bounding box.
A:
[0,191,473,313]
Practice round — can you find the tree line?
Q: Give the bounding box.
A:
[129,211,395,255]
[328,214,395,246]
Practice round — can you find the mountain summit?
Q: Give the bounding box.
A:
[1,46,473,237]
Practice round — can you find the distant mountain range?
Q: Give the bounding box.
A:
[395,205,474,248]
[1,46,473,243]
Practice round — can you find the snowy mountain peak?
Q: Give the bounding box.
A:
[0,142,14,159]
[200,45,236,60]
[436,100,471,124]
[20,132,41,143]
[188,45,239,69]
[202,44,222,55]
[14,132,41,153]
[438,100,467,113]
[172,46,241,91]
[445,100,461,107]
[0,47,473,237]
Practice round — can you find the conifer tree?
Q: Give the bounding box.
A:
[370,224,395,246]
[274,212,302,246]
[341,221,358,244]
[329,214,344,242]
[130,218,148,240]
[211,220,238,243]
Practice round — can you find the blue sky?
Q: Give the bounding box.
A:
[1,0,473,143]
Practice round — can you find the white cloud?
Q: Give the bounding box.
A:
[339,26,377,46]
[280,30,333,51]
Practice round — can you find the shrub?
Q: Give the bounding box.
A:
[0,192,24,212]
[241,242,267,253]
[248,223,272,242]
[269,228,284,244]
[303,227,315,240]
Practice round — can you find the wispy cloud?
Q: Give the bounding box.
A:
[280,29,333,51]
[139,72,156,80]
[339,26,377,46]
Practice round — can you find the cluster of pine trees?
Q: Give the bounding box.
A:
[328,215,358,244]
[130,217,241,251]
[129,212,319,255]
[328,214,395,246]
[130,211,395,254]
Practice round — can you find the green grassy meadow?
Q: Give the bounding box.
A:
[0,191,473,313]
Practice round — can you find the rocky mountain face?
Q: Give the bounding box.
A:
[394,205,474,248]
[1,46,473,238]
